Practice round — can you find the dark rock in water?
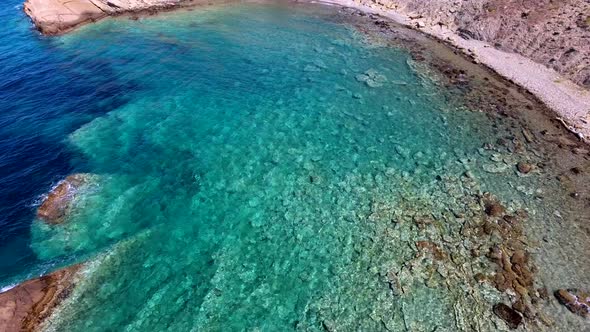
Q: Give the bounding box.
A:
[493,303,523,329]
[485,202,505,217]
[0,264,82,331]
[37,173,93,224]
[555,289,590,318]
[516,161,533,174]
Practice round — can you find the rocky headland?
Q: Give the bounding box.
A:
[23,0,216,35]
[0,265,82,332]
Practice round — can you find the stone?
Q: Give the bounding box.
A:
[493,303,523,329]
[485,202,505,217]
[37,173,93,224]
[0,264,82,331]
[415,241,447,260]
[554,289,590,317]
[516,161,533,174]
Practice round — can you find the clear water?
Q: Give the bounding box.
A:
[1,1,590,331]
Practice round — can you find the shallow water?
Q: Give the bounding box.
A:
[1,1,590,331]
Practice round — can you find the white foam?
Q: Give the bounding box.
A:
[0,284,17,294]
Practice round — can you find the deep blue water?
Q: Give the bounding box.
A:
[0,0,135,279]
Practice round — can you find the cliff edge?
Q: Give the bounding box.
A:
[23,0,184,34]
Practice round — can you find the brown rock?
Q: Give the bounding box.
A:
[23,0,207,35]
[485,202,505,217]
[493,303,523,329]
[510,249,527,266]
[415,241,447,260]
[516,161,533,174]
[37,174,92,224]
[0,264,81,332]
[555,289,590,317]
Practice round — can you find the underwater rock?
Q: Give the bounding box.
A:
[415,241,447,261]
[0,264,82,331]
[484,202,505,217]
[516,162,533,174]
[355,69,387,88]
[37,173,94,224]
[483,163,510,173]
[493,303,523,329]
[554,289,590,318]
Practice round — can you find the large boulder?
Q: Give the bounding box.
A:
[37,173,93,224]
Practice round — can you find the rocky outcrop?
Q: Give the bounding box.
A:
[23,0,188,34]
[356,0,590,88]
[555,289,590,318]
[493,303,523,330]
[37,173,94,224]
[0,265,82,332]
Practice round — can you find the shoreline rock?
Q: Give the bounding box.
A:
[0,265,82,332]
[23,0,225,35]
[37,173,94,224]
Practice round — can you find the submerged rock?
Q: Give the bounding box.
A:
[355,69,387,88]
[484,202,505,217]
[517,161,533,174]
[37,173,94,224]
[493,303,523,329]
[0,264,82,331]
[555,289,590,318]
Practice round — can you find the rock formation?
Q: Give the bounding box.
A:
[37,173,93,224]
[23,0,188,34]
[0,265,82,332]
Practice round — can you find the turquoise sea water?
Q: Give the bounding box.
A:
[1,1,590,331]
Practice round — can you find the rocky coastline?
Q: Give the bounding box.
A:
[0,265,82,332]
[23,0,590,143]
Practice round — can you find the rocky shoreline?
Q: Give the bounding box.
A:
[0,265,82,332]
[23,0,590,143]
[319,0,590,144]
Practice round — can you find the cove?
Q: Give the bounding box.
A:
[1,1,590,331]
